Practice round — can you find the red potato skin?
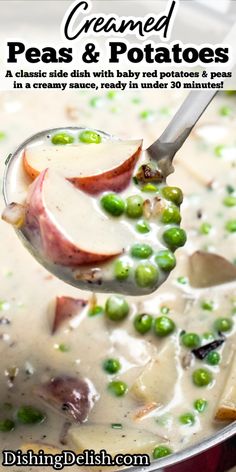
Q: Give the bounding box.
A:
[25,169,120,266]
[23,143,142,195]
[69,143,142,195]
[35,376,96,423]
[52,296,87,334]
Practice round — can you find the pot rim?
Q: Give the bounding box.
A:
[124,421,236,472]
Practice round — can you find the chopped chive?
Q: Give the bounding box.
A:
[111,423,123,429]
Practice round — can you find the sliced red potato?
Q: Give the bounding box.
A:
[52,296,87,334]
[189,251,236,288]
[215,351,236,421]
[34,375,97,423]
[23,140,142,194]
[25,169,133,266]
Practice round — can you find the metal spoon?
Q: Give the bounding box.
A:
[2,90,216,295]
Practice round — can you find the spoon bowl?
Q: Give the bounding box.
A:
[2,91,216,295]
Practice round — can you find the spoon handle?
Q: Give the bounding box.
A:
[147,90,216,172]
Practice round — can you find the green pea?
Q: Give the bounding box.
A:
[58,343,70,352]
[225,220,236,232]
[160,305,170,314]
[219,105,232,116]
[159,106,171,116]
[153,445,172,459]
[141,183,158,193]
[192,368,213,387]
[155,250,176,272]
[179,412,195,426]
[199,222,212,235]
[154,316,175,337]
[105,295,129,321]
[136,220,151,234]
[134,313,153,334]
[108,381,128,397]
[89,97,103,108]
[206,351,220,366]
[79,130,102,144]
[214,145,225,158]
[161,205,181,225]
[203,332,215,342]
[194,398,208,413]
[51,132,74,145]
[101,194,125,217]
[125,195,143,218]
[166,207,183,226]
[17,406,46,424]
[201,300,214,311]
[214,317,233,333]
[181,333,201,349]
[114,260,130,281]
[107,91,117,100]
[103,358,121,374]
[135,264,159,288]
[140,110,154,120]
[0,131,6,141]
[162,186,183,206]
[0,419,15,432]
[131,244,153,259]
[177,276,188,285]
[132,97,141,104]
[163,227,187,250]
[88,305,103,317]
[223,196,236,207]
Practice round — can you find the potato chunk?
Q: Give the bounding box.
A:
[68,424,161,456]
[215,351,236,420]
[21,443,61,454]
[130,341,178,405]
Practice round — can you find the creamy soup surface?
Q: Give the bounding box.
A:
[0,90,236,471]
